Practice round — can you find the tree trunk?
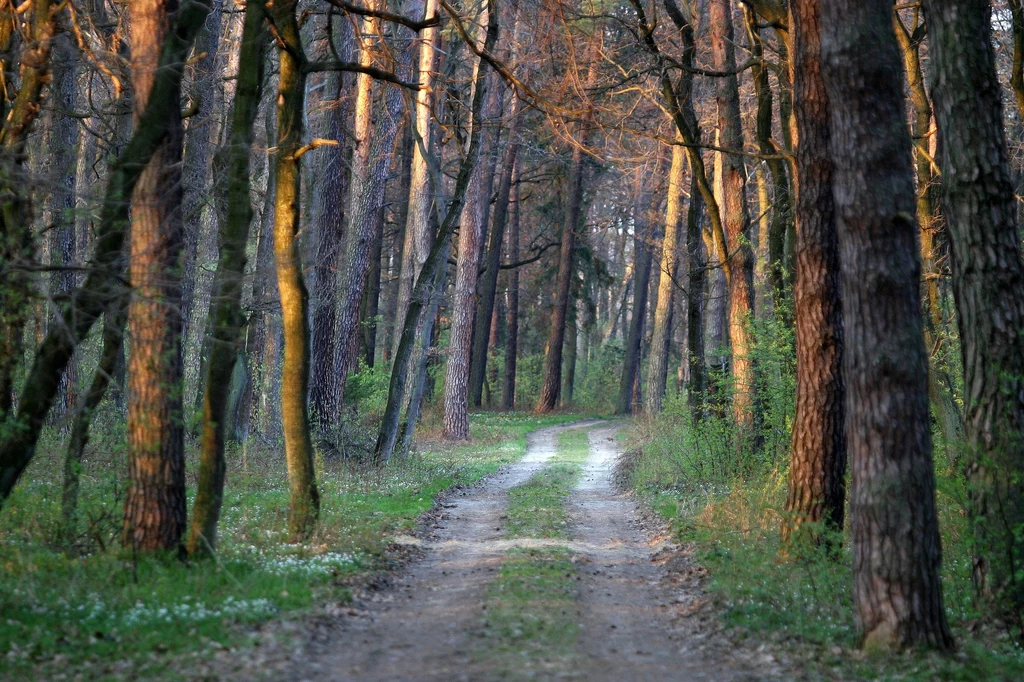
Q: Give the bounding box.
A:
[361,204,384,368]
[270,0,319,540]
[122,0,189,553]
[820,0,952,651]
[309,68,353,423]
[470,94,520,407]
[333,1,412,403]
[0,0,211,507]
[923,0,1024,619]
[443,72,499,438]
[710,0,757,433]
[562,300,578,406]
[188,0,266,555]
[745,7,792,311]
[780,0,846,550]
[393,0,441,360]
[617,216,653,415]
[503,173,520,410]
[373,2,499,461]
[646,141,685,413]
[686,174,706,418]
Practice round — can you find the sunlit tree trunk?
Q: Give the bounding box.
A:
[781,0,845,550]
[122,0,189,552]
[188,0,266,555]
[893,10,963,457]
[270,0,319,539]
[646,141,685,413]
[923,0,1024,619]
[710,0,757,433]
[820,0,952,651]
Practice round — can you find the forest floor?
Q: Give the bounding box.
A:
[224,421,788,681]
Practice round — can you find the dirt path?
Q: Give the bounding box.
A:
[290,421,771,682]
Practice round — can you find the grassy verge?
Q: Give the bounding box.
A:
[0,411,584,680]
[627,406,1024,682]
[476,426,593,676]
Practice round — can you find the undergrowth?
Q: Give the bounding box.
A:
[0,411,583,680]
[628,392,1024,681]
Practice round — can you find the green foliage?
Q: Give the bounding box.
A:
[0,412,579,680]
[628,312,1024,680]
[573,339,623,413]
[344,359,391,419]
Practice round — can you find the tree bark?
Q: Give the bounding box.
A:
[309,68,353,423]
[617,215,653,415]
[469,94,520,407]
[122,0,189,553]
[923,0,1024,619]
[270,0,319,540]
[710,0,757,433]
[188,0,266,555]
[373,1,499,461]
[333,0,413,405]
[443,59,500,440]
[0,0,211,508]
[820,0,952,651]
[780,0,845,550]
[503,172,520,410]
[646,141,685,413]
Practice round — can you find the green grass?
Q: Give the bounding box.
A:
[479,547,581,677]
[627,411,1024,682]
[473,426,593,677]
[504,427,592,539]
[0,411,586,680]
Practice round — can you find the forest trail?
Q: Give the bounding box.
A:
[289,421,772,682]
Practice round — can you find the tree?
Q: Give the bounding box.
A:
[269,0,319,539]
[188,0,267,555]
[820,0,952,650]
[923,0,1024,619]
[710,0,757,434]
[443,7,502,440]
[780,0,845,549]
[122,0,189,552]
[617,205,654,415]
[536,32,599,414]
[645,141,686,413]
[0,0,211,509]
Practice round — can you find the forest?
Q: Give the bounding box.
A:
[2,0,1024,678]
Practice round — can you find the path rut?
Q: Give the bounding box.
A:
[291,421,771,681]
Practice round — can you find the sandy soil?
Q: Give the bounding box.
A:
[272,420,784,682]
